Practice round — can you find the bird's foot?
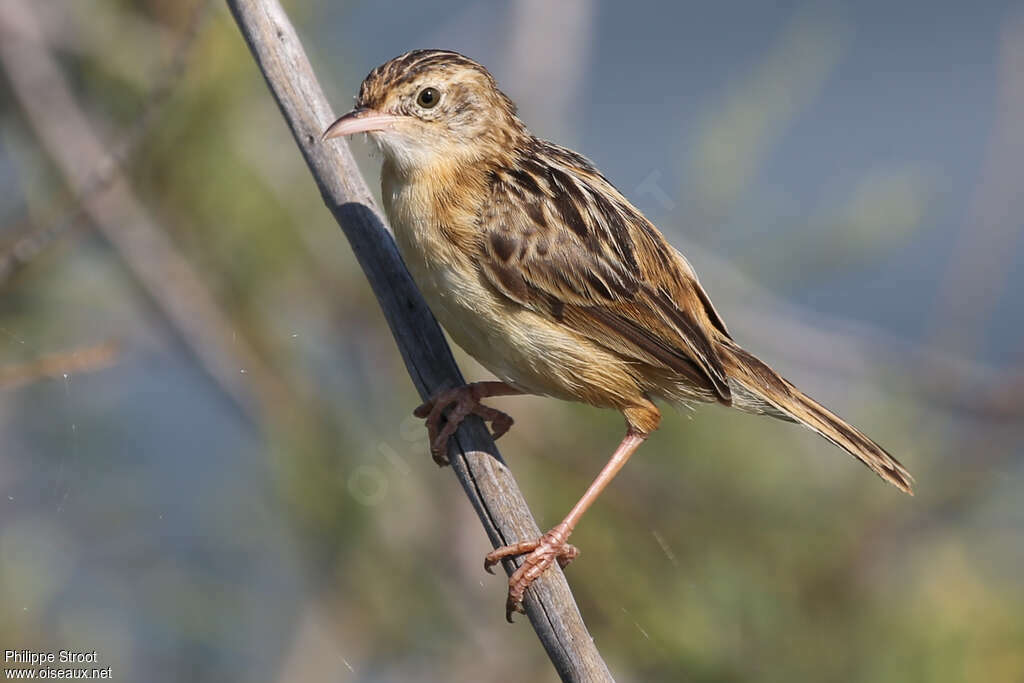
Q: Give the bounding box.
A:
[413,383,514,466]
[484,527,579,622]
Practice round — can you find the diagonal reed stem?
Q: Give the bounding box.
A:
[224,1,615,680]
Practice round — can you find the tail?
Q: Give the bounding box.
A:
[718,340,913,494]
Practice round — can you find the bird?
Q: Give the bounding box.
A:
[322,49,913,621]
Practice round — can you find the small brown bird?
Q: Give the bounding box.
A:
[324,49,913,620]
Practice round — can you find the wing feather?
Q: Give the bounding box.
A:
[478,142,733,403]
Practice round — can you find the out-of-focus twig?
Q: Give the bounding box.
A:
[0,0,287,424]
[0,213,80,285]
[825,13,1024,580]
[0,0,212,286]
[226,1,614,680]
[500,0,595,140]
[931,14,1024,357]
[0,340,119,390]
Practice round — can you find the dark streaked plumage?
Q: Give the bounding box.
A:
[323,49,913,619]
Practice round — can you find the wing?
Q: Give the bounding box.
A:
[478,141,733,403]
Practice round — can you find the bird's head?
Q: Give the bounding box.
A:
[323,50,525,175]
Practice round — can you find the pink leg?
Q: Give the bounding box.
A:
[413,381,522,465]
[484,431,648,621]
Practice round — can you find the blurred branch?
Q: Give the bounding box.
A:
[931,12,1024,357]
[686,6,847,222]
[0,0,287,424]
[0,212,82,285]
[0,340,119,390]
[0,0,211,287]
[225,1,614,681]
[500,0,595,140]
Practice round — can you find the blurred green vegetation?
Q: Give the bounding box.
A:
[1,1,1022,682]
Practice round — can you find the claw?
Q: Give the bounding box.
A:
[484,530,579,622]
[414,384,516,465]
[480,431,648,621]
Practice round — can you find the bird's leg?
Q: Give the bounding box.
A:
[484,430,648,621]
[413,381,522,465]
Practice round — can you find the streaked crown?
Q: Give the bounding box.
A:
[355,50,524,146]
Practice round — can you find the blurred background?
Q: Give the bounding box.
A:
[1,1,1022,681]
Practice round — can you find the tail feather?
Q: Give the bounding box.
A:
[719,340,914,494]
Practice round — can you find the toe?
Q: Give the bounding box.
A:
[505,595,523,623]
[489,413,514,440]
[496,536,577,622]
[556,544,579,568]
[484,539,541,573]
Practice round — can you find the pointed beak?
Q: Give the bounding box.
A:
[321,108,403,141]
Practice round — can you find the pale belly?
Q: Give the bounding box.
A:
[382,171,646,410]
[389,231,593,406]
[402,238,577,399]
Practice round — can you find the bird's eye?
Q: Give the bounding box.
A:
[416,87,440,109]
